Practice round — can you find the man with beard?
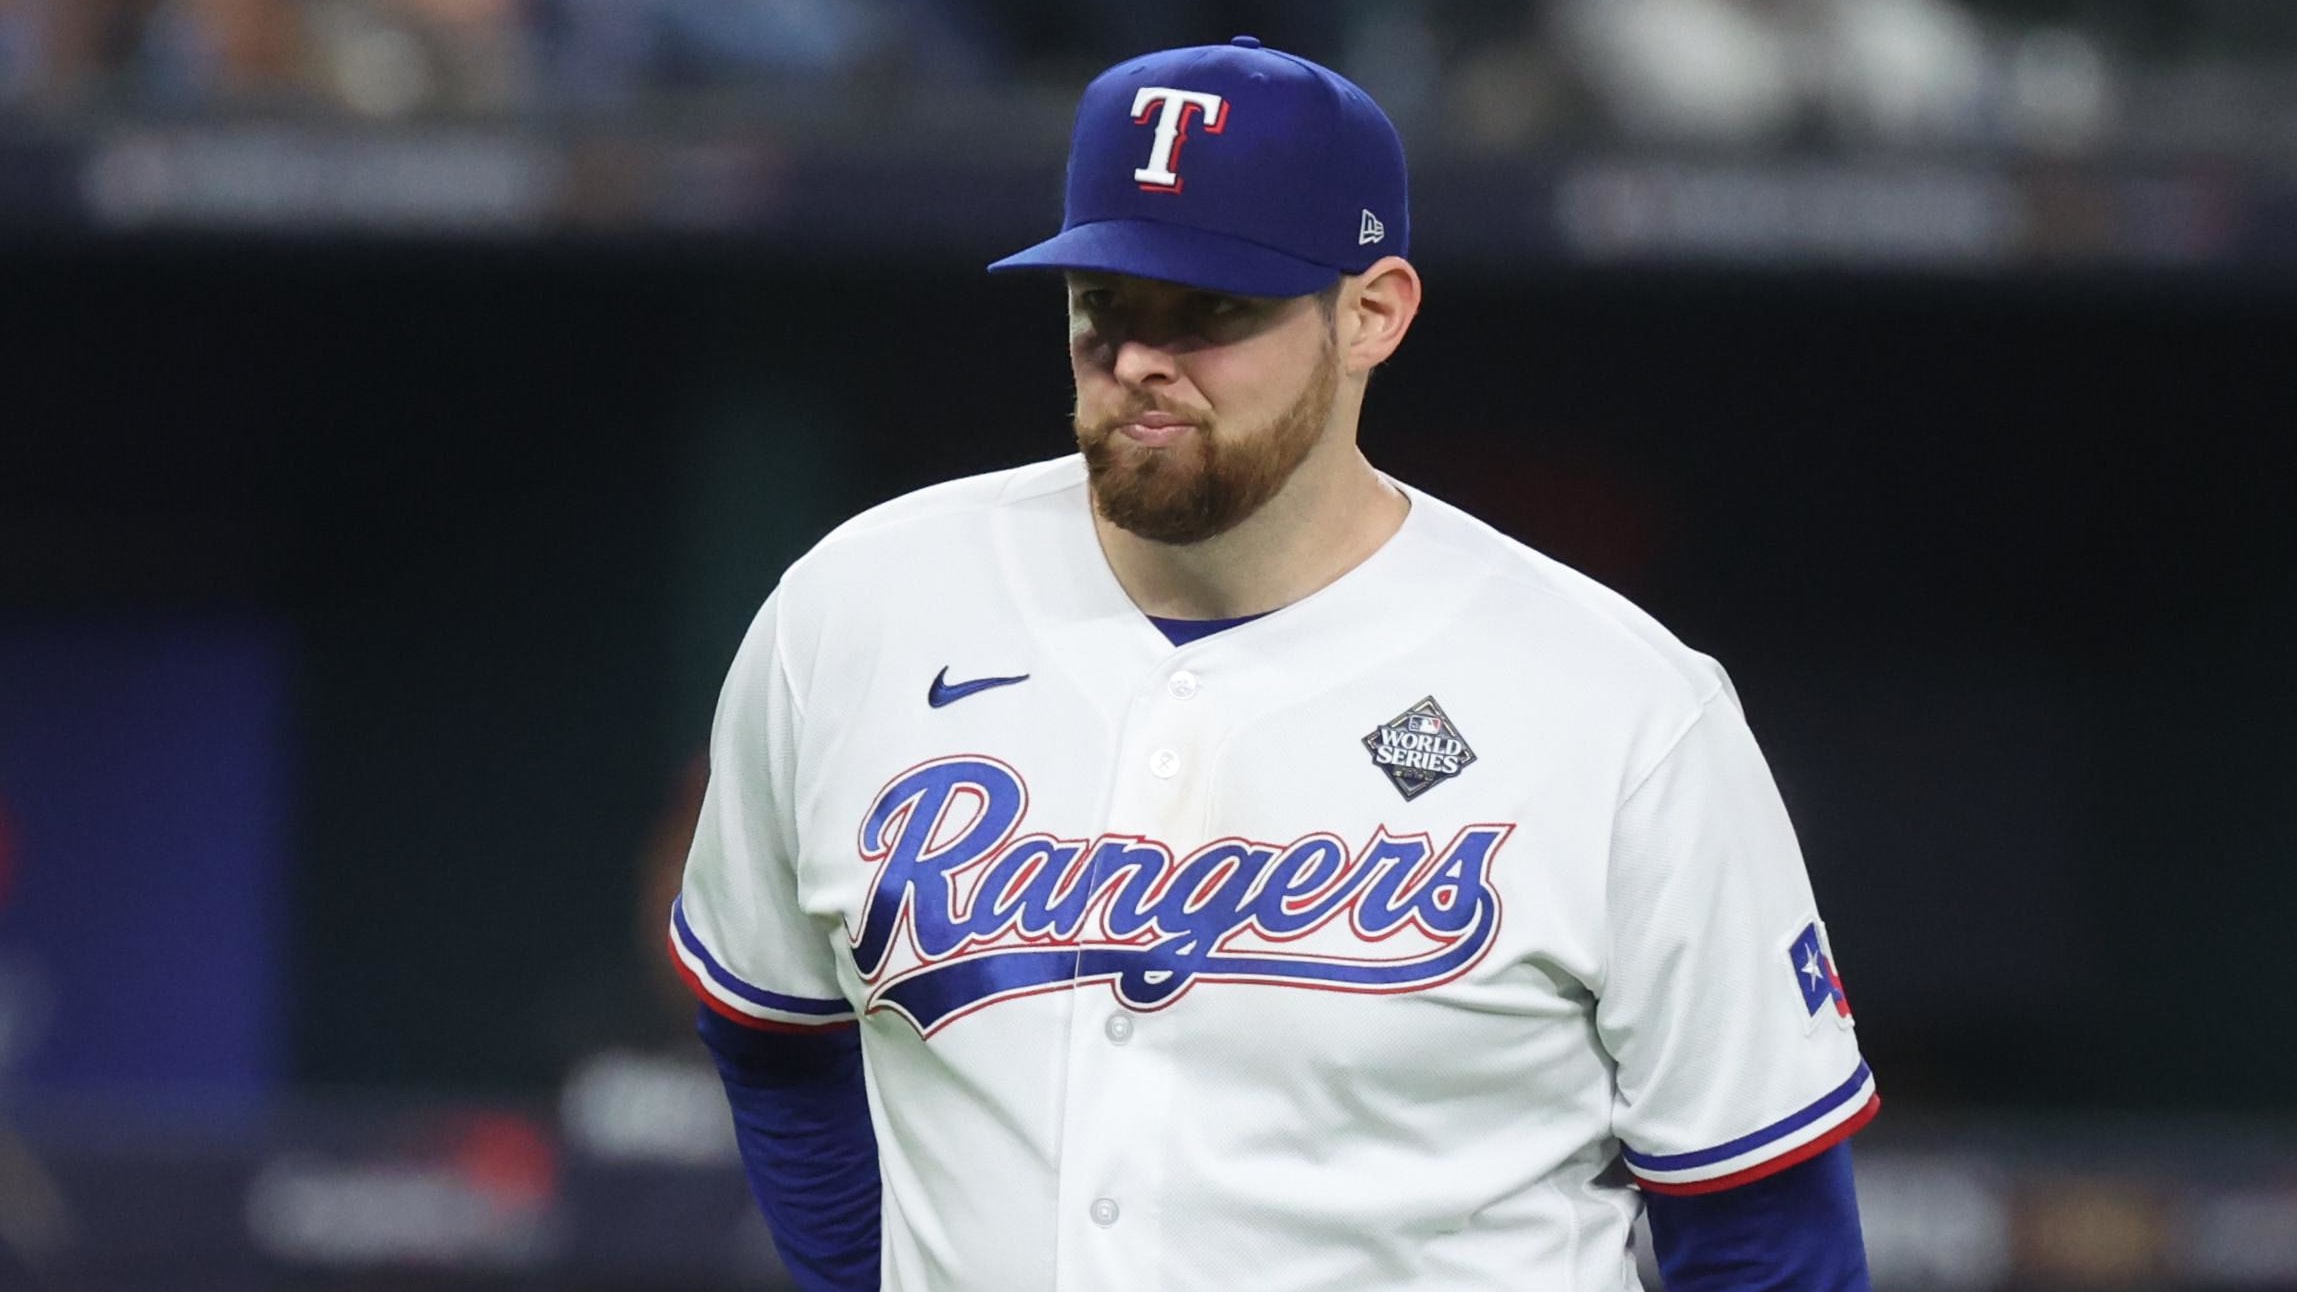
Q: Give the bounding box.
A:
[673,36,1876,1292]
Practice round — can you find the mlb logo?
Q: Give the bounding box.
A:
[1406,715,1444,736]
[1788,921,1855,1034]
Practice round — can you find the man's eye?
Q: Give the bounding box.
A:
[1076,290,1115,312]
[1195,294,1243,317]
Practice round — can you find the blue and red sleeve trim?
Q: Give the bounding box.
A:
[668,896,857,1033]
[1625,1062,1881,1195]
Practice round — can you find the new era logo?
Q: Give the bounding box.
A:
[1358,209,1385,245]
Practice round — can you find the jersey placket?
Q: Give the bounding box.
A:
[1048,650,1222,1292]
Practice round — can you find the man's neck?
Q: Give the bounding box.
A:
[1091,434,1410,621]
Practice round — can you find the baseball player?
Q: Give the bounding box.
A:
[673,37,1877,1292]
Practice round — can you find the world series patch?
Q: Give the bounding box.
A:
[1363,696,1478,801]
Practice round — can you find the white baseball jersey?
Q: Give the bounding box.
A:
[673,455,1875,1292]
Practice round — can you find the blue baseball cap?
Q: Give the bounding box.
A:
[988,36,1409,298]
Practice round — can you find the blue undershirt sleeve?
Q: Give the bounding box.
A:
[696,1005,883,1292]
[1643,1143,1873,1291]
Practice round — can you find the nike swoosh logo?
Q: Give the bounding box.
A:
[928,666,1031,709]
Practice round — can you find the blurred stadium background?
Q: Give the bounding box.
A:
[1,0,2293,1288]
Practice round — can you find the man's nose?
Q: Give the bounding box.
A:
[1111,338,1179,388]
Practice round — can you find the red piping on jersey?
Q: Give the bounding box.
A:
[668,928,857,1034]
[1634,1094,1881,1197]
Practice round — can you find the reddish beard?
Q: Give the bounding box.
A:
[1074,344,1338,546]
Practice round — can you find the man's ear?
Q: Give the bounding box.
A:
[1339,257,1423,376]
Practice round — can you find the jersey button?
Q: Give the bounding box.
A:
[1167,671,1200,700]
[1090,1197,1121,1227]
[1149,748,1181,778]
[1104,1012,1134,1044]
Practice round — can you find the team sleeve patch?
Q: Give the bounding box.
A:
[668,895,858,1032]
[1622,1061,1881,1196]
[1790,920,1855,1032]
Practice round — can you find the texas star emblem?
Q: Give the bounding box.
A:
[1789,921,1857,1034]
[1364,696,1478,801]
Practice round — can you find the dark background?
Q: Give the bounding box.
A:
[8,246,2289,1110]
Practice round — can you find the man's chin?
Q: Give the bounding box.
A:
[1085,466,1229,546]
[1098,503,1231,547]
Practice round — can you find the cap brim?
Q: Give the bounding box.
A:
[987,219,1342,298]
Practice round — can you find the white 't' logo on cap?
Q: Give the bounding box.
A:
[1130,87,1228,192]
